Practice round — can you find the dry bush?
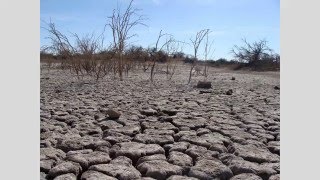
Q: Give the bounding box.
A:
[40,46,56,71]
[108,0,146,81]
[203,30,214,79]
[149,30,173,82]
[188,29,210,84]
[231,39,279,71]
[42,20,77,73]
[124,46,149,74]
[165,41,184,80]
[42,19,117,80]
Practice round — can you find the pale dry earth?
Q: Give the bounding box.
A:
[40,63,280,180]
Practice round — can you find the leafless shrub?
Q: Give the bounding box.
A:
[42,17,117,80]
[108,0,147,81]
[165,41,185,80]
[203,30,214,79]
[125,45,149,74]
[40,46,56,71]
[73,33,100,76]
[150,30,173,82]
[231,38,272,63]
[231,38,279,71]
[188,29,210,84]
[42,20,77,73]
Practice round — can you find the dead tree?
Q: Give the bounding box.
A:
[42,20,78,75]
[43,19,111,81]
[150,30,173,82]
[188,29,210,84]
[231,38,272,63]
[166,41,185,80]
[203,31,214,79]
[108,0,146,81]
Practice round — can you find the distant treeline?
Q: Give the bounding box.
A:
[41,46,280,72]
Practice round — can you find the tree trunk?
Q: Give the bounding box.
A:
[119,53,123,81]
[188,65,195,84]
[150,61,156,82]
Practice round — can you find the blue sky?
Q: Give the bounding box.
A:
[40,0,279,59]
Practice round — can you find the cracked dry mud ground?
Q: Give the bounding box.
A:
[40,64,280,180]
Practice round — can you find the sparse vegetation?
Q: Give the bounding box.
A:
[41,0,279,84]
[231,39,280,71]
[188,29,210,84]
[108,0,146,80]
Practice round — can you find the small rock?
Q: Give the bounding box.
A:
[274,86,280,90]
[106,109,121,120]
[196,81,212,89]
[94,114,100,120]
[231,77,236,80]
[161,109,179,116]
[226,89,233,95]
